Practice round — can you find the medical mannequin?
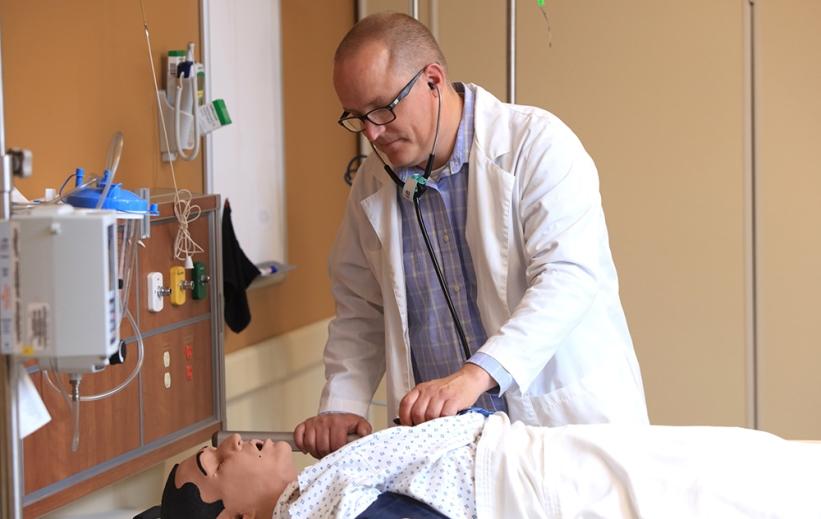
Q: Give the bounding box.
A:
[295,11,647,459]
[162,413,821,519]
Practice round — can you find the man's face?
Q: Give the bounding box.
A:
[334,43,435,169]
[174,434,297,517]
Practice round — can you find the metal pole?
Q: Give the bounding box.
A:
[0,37,10,220]
[1,360,23,519]
[0,25,25,519]
[429,0,439,41]
[200,0,214,195]
[507,0,516,104]
[744,0,759,430]
[410,0,419,20]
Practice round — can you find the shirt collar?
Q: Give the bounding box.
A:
[398,82,475,183]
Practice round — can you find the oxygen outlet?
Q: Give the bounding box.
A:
[169,266,186,306]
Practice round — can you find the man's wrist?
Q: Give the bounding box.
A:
[461,363,496,392]
[467,353,513,395]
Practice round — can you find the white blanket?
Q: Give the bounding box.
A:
[475,413,821,518]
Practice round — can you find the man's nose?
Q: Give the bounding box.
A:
[362,120,384,142]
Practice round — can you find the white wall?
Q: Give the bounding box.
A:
[204,0,287,265]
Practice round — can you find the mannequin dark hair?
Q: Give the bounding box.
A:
[161,464,225,519]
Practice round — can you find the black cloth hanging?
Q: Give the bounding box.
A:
[221,199,260,333]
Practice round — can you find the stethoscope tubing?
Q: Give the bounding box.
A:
[368,83,473,362]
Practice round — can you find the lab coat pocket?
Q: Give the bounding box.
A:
[521,369,648,426]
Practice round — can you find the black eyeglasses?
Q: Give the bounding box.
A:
[337,66,427,133]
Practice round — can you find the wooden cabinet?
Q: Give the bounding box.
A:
[22,193,224,518]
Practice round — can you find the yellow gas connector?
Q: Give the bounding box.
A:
[169,266,186,306]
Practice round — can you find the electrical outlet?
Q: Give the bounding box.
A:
[147,272,165,312]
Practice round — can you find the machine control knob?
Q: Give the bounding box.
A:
[109,340,128,366]
[7,148,33,178]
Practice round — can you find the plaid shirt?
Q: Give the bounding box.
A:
[397,83,509,412]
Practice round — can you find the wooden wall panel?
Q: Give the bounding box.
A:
[23,356,140,493]
[142,320,214,444]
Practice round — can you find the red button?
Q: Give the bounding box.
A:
[184,345,193,360]
[185,365,193,381]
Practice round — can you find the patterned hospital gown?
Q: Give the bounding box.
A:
[273,412,487,519]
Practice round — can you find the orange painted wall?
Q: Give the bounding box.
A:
[1,0,203,198]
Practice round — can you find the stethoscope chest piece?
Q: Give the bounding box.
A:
[401,173,428,201]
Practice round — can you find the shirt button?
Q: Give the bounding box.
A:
[454,285,461,292]
[443,233,450,243]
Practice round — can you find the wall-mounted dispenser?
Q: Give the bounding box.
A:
[158,42,232,162]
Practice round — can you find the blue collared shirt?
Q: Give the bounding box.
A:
[397,83,511,412]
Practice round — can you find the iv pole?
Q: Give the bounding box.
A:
[1,26,26,519]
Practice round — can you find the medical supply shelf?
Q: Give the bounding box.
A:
[21,193,225,519]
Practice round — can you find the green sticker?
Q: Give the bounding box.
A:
[537,0,544,6]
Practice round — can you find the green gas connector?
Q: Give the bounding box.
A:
[192,261,209,300]
[537,0,545,6]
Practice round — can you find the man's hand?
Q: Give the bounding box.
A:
[294,413,372,459]
[397,364,496,426]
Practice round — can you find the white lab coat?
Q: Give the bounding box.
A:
[319,84,648,426]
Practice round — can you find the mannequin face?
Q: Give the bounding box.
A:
[334,42,438,169]
[174,434,297,518]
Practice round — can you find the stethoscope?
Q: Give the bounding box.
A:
[368,82,473,362]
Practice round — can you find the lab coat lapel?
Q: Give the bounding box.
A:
[359,179,409,342]
[467,85,516,329]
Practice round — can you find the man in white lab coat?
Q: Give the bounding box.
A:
[295,12,647,459]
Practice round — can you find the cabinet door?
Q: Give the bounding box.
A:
[755,0,821,439]
[515,0,750,425]
[360,1,751,425]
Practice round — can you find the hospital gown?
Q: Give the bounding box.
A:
[273,413,485,519]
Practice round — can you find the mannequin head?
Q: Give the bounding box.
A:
[161,434,297,519]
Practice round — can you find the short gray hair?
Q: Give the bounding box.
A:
[334,12,447,76]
